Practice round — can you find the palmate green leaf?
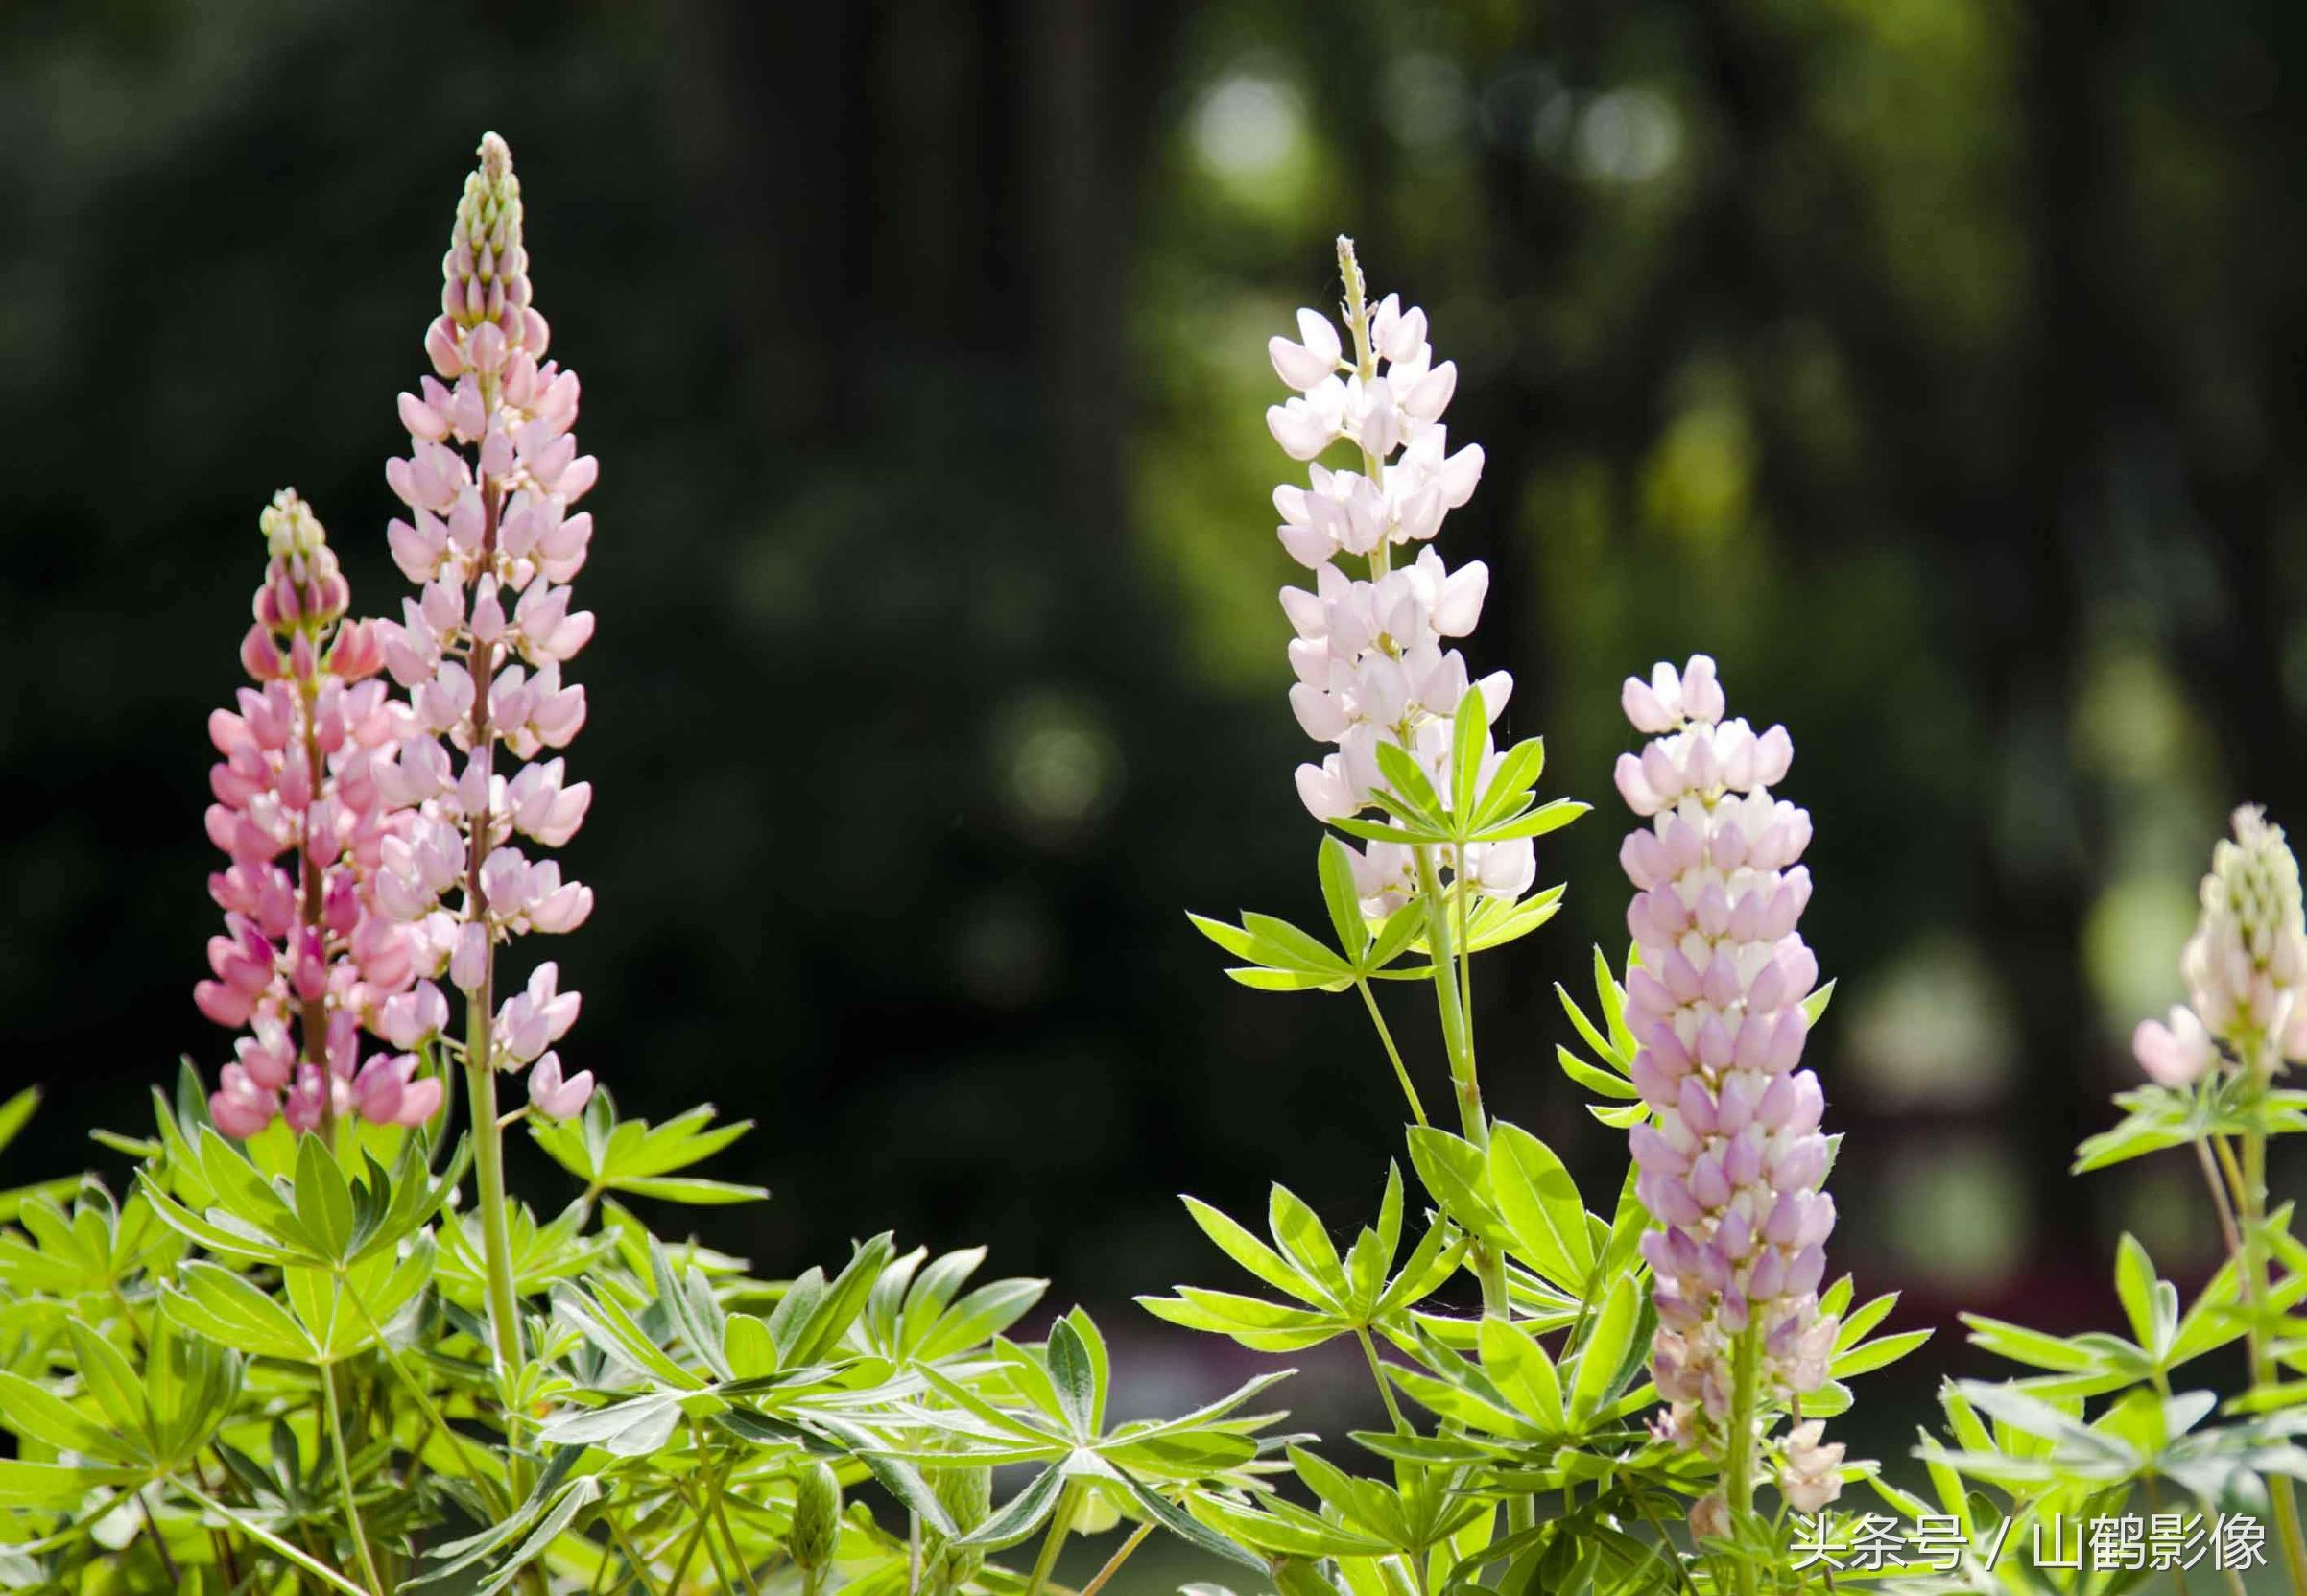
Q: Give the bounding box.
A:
[0,1087,37,1157]
[163,1260,316,1362]
[535,1391,683,1455]
[1406,1127,1510,1249]
[1465,799,1588,846]
[773,1232,897,1366]
[1568,1273,1641,1425]
[1477,1316,1562,1434]
[1450,684,1489,825]
[2072,1071,2307,1174]
[0,1370,124,1460]
[1138,1287,1341,1351]
[1044,1312,1106,1436]
[1454,887,1565,956]
[1318,835,1370,962]
[292,1134,354,1262]
[954,1462,1065,1550]
[1188,912,1356,993]
[1373,740,1446,830]
[2114,1233,2176,1355]
[1486,1124,1592,1292]
[1557,1047,1637,1102]
[0,1173,80,1227]
[0,1459,146,1508]
[0,1183,182,1298]
[1390,1326,1541,1441]
[1102,1368,1294,1465]
[280,1236,436,1362]
[649,1235,733,1382]
[1118,1472,1270,1571]
[530,1089,766,1203]
[1269,1184,1350,1302]
[1469,735,1545,830]
[552,1280,706,1391]
[1179,1196,1322,1305]
[909,1275,1047,1364]
[1961,1313,2117,1373]
[1832,1328,1933,1380]
[1153,1169,1465,1353]
[1189,865,1433,994]
[1186,1489,1392,1559]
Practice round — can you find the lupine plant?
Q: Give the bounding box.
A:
[1159,238,2307,1594]
[1865,807,2307,1593]
[0,136,1295,1596]
[1163,239,1922,1596]
[12,167,2307,1596]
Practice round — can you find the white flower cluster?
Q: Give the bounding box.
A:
[2135,805,2307,1087]
[1267,242,1532,917]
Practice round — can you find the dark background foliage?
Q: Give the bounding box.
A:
[7,0,2306,1446]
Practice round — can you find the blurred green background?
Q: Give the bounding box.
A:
[5,0,2304,1479]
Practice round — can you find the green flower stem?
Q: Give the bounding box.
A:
[666,1463,734,1595]
[341,1276,503,1510]
[1414,846,1507,1315]
[134,1488,178,1584]
[178,1479,373,1596]
[2236,1045,2307,1595]
[2193,1136,2245,1258]
[1076,1520,1154,1596]
[1357,1325,1412,1434]
[712,1486,767,1596]
[1724,1325,1761,1596]
[1355,978,1427,1128]
[1412,848,1482,1142]
[606,1514,662,1596]
[461,480,530,1495]
[1453,842,1475,1071]
[463,1050,525,1389]
[1022,1482,1082,1596]
[319,1361,387,1596]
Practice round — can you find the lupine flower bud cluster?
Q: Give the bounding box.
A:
[1269,240,1534,917]
[369,132,598,1120]
[202,491,445,1136]
[1613,656,1840,1515]
[2133,805,2307,1087]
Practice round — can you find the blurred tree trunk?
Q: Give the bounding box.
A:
[1984,0,2134,1262]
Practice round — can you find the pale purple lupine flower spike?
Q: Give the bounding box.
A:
[2134,805,2307,1086]
[1269,239,1534,917]
[202,491,442,1136]
[1614,655,1841,1521]
[371,133,599,1121]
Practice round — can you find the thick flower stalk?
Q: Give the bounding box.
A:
[371,132,599,1126]
[200,490,441,1137]
[367,133,598,1394]
[1614,655,1839,1527]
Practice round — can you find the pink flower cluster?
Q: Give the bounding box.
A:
[2133,806,2307,1087]
[201,491,444,1136]
[1612,656,1841,1513]
[1268,241,1534,917]
[368,132,598,1121]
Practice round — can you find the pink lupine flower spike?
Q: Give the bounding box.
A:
[201,492,441,1135]
[370,132,599,1122]
[1614,655,1842,1528]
